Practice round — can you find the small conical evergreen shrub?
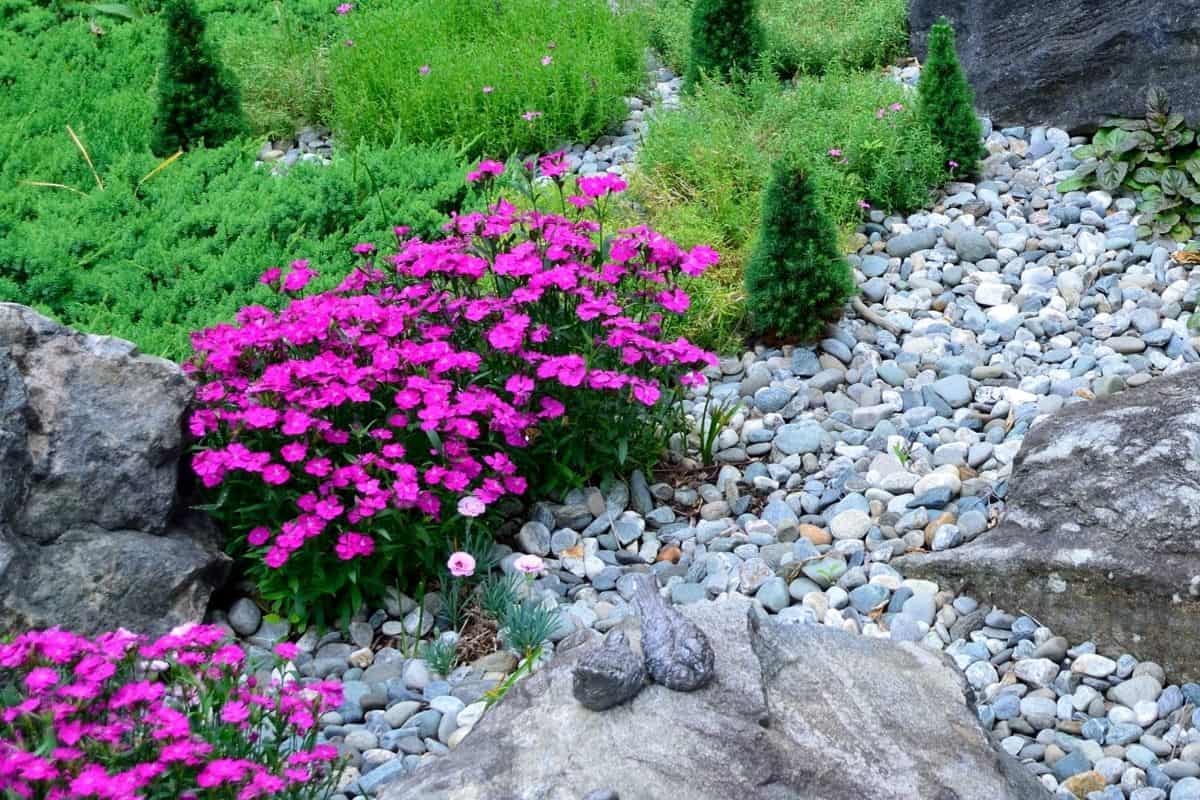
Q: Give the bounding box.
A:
[917,16,986,177]
[744,158,855,340]
[150,0,246,156]
[685,0,762,88]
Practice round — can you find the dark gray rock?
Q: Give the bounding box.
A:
[573,628,646,711]
[0,304,229,635]
[632,574,714,692]
[381,599,1049,800]
[909,0,1200,133]
[896,368,1200,680]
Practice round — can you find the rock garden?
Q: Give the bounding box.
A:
[4,0,1200,799]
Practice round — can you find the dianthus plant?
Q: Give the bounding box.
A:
[187,154,717,625]
[0,625,342,800]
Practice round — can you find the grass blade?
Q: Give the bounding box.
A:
[66,124,103,191]
[19,180,87,197]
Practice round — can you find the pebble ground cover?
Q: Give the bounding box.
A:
[6,1,1200,799]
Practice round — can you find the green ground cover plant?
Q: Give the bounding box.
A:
[1,141,472,360]
[634,73,946,349]
[330,0,646,157]
[647,0,908,78]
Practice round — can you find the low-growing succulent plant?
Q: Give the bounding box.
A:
[1060,87,1200,241]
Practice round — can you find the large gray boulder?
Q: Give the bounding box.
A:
[382,598,1048,800]
[896,367,1200,680]
[0,303,228,635]
[909,0,1200,133]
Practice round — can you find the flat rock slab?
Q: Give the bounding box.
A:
[896,367,1200,680]
[383,598,1047,800]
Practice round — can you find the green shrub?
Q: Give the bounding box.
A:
[330,0,645,157]
[0,142,473,359]
[916,17,985,177]
[744,158,854,339]
[635,73,945,348]
[648,0,908,79]
[150,0,246,155]
[685,0,762,87]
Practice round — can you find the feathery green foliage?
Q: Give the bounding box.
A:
[917,17,985,177]
[151,0,246,156]
[744,158,855,340]
[685,0,762,87]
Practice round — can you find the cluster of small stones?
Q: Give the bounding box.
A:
[251,54,680,179]
[255,126,334,175]
[213,590,525,799]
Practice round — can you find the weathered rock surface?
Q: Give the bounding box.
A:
[896,368,1200,680]
[383,598,1049,800]
[0,304,228,634]
[909,0,1200,132]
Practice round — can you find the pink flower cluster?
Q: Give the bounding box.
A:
[186,155,717,618]
[0,626,341,800]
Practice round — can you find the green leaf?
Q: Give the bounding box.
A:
[1075,160,1099,178]
[1134,166,1161,184]
[1096,160,1129,191]
[1136,223,1153,238]
[1167,112,1186,131]
[1147,86,1171,116]
[1072,144,1097,161]
[89,2,141,19]
[1115,118,1148,132]
[1185,158,1200,185]
[1171,223,1193,242]
[1055,175,1088,193]
[1162,169,1190,195]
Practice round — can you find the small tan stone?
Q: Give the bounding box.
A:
[923,512,956,548]
[348,647,374,669]
[798,524,831,546]
[1062,771,1105,798]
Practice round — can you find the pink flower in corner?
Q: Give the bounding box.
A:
[541,55,553,66]
[419,64,431,76]
[335,2,353,14]
[274,642,299,660]
[948,159,960,169]
[447,551,476,577]
[457,495,486,517]
[875,107,886,119]
[521,110,542,122]
[827,148,842,158]
[482,85,494,94]
[890,102,904,112]
[858,199,871,210]
[514,554,544,574]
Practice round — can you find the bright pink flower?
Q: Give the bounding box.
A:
[578,174,626,198]
[259,267,282,286]
[827,147,843,158]
[262,464,291,485]
[282,260,316,292]
[521,110,542,122]
[335,2,353,13]
[274,642,299,660]
[447,551,475,577]
[23,667,58,694]
[541,55,553,66]
[334,532,374,560]
[220,700,250,724]
[890,102,904,112]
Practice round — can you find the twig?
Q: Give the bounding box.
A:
[851,296,902,336]
[18,180,87,197]
[66,125,103,191]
